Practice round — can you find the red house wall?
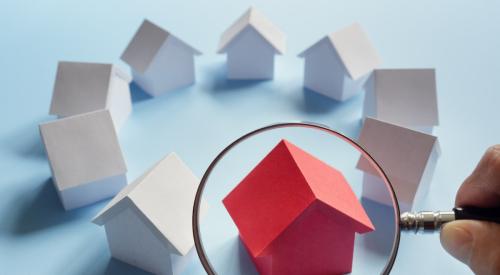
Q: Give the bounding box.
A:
[244,201,357,275]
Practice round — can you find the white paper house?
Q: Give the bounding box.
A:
[217,7,286,80]
[363,69,439,134]
[298,23,382,101]
[39,110,127,210]
[121,19,202,97]
[356,117,440,212]
[49,61,132,131]
[93,153,208,275]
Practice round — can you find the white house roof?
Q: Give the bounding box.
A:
[49,61,131,117]
[121,19,202,74]
[356,117,440,187]
[217,7,286,54]
[93,153,207,256]
[368,68,439,127]
[39,110,127,191]
[299,23,382,80]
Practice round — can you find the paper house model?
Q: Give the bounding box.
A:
[39,110,127,210]
[298,23,382,101]
[363,69,439,134]
[121,19,202,96]
[223,140,374,275]
[356,117,440,212]
[49,61,132,131]
[93,153,208,275]
[217,7,286,79]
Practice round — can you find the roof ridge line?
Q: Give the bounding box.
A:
[256,197,317,257]
[252,141,317,256]
[315,196,373,233]
[282,141,374,232]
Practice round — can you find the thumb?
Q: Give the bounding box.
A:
[440,220,500,275]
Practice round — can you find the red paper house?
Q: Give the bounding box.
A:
[223,140,375,275]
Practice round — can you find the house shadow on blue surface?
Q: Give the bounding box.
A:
[130,82,153,103]
[296,87,343,114]
[211,236,259,275]
[205,63,269,93]
[359,198,397,256]
[11,178,94,235]
[3,120,49,161]
[100,258,152,275]
[19,134,46,160]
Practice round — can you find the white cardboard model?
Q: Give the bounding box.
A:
[217,7,286,80]
[121,19,202,97]
[39,110,128,210]
[49,61,132,131]
[93,153,208,275]
[363,69,439,134]
[356,117,440,212]
[298,23,382,101]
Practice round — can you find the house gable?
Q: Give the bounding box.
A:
[141,35,197,93]
[255,200,356,274]
[93,153,206,256]
[218,7,285,54]
[301,38,350,96]
[226,26,276,79]
[122,19,201,75]
[105,206,174,275]
[298,36,333,59]
[299,23,381,81]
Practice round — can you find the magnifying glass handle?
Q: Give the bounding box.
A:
[400,207,500,233]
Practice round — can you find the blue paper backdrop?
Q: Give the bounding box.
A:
[1,0,499,274]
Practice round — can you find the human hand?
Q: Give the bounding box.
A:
[440,145,500,275]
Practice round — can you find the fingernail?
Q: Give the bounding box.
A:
[440,221,473,264]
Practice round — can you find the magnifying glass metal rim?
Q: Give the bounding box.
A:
[192,121,401,275]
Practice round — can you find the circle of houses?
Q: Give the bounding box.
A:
[39,6,440,274]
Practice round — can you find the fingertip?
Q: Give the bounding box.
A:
[440,221,473,264]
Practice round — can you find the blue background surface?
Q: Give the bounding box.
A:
[1,0,500,274]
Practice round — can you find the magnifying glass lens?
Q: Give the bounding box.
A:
[195,124,399,275]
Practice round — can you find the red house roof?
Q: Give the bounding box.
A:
[223,139,374,258]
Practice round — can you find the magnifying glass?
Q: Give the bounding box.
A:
[192,122,500,275]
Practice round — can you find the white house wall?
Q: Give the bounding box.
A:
[361,173,394,207]
[363,81,435,135]
[361,173,411,212]
[226,27,275,79]
[412,143,440,210]
[362,74,377,119]
[105,207,175,275]
[303,38,340,97]
[106,76,132,132]
[60,174,127,210]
